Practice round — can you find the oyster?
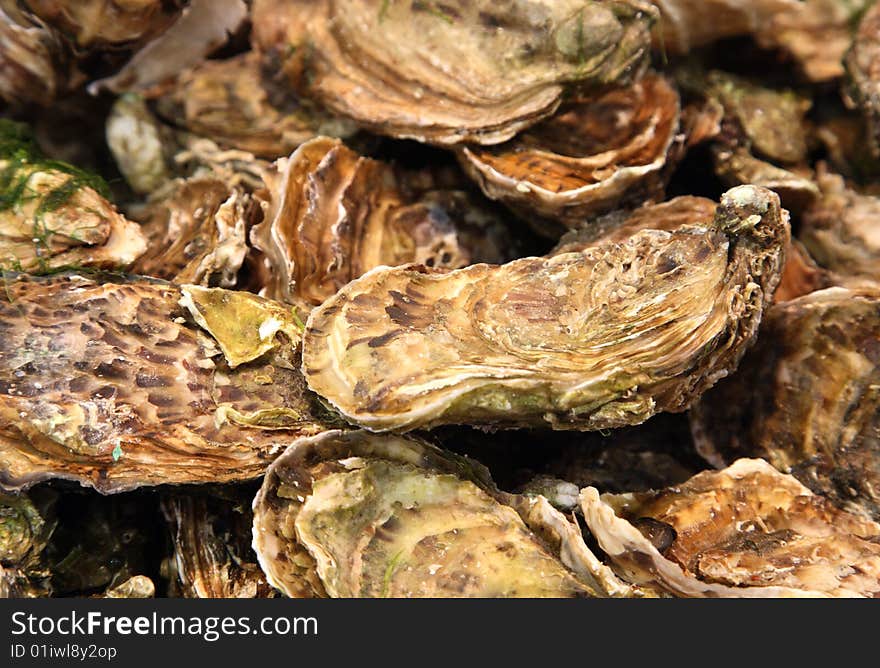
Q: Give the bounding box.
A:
[581,459,880,597]
[799,168,880,283]
[162,490,276,598]
[846,0,880,156]
[0,122,147,273]
[105,94,171,195]
[458,73,681,234]
[0,1,67,107]
[0,489,55,598]
[250,137,515,309]
[252,0,657,145]
[130,177,253,288]
[253,430,640,598]
[303,185,789,432]
[151,52,357,160]
[691,287,880,522]
[0,274,334,493]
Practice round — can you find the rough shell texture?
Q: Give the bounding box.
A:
[250,137,515,309]
[690,288,880,522]
[252,430,644,598]
[130,176,253,288]
[581,459,880,597]
[459,73,680,234]
[252,0,657,146]
[162,491,276,598]
[0,2,66,106]
[105,94,171,195]
[151,52,356,160]
[0,274,334,493]
[846,1,880,156]
[303,186,789,432]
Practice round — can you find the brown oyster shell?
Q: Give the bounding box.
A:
[846,1,880,156]
[250,136,515,310]
[0,274,334,493]
[581,459,880,597]
[690,287,880,522]
[458,73,681,234]
[0,2,68,106]
[302,185,789,432]
[252,0,657,146]
[799,168,880,283]
[151,52,356,160]
[0,159,147,273]
[252,430,642,598]
[130,176,253,288]
[162,491,276,598]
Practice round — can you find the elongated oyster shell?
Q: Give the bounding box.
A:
[303,185,789,432]
[130,177,253,288]
[458,73,680,234]
[250,137,515,309]
[151,52,356,160]
[253,430,642,598]
[691,288,880,522]
[0,274,334,493]
[252,0,656,146]
[581,459,880,597]
[162,491,276,598]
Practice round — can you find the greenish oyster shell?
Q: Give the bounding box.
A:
[0,273,335,493]
[250,136,516,310]
[691,287,880,522]
[151,52,357,160]
[302,185,789,432]
[0,489,55,598]
[581,458,880,597]
[251,0,657,146]
[458,72,681,236]
[162,490,276,598]
[253,430,643,598]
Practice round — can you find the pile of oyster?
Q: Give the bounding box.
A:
[2,0,880,599]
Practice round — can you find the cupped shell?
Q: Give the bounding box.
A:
[303,186,789,432]
[252,0,657,146]
[691,287,880,522]
[459,73,681,233]
[581,459,880,597]
[0,274,335,493]
[250,136,515,309]
[253,429,639,598]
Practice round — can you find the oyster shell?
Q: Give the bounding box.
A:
[252,0,657,145]
[458,73,681,234]
[0,125,148,273]
[0,489,55,598]
[162,490,276,598]
[846,1,880,156]
[581,459,880,597]
[303,185,789,432]
[253,430,641,598]
[691,287,880,522]
[250,137,515,309]
[105,94,171,195]
[0,274,334,493]
[0,1,67,107]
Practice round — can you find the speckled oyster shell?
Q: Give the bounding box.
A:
[250,136,515,310]
[581,459,880,597]
[252,430,644,598]
[303,185,789,432]
[458,73,680,235]
[252,0,656,146]
[691,287,880,522]
[150,52,357,160]
[162,490,276,598]
[130,176,253,288]
[0,144,147,273]
[799,168,880,283]
[0,274,335,493]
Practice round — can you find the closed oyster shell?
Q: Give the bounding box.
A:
[151,52,357,160]
[252,0,657,146]
[250,137,515,309]
[303,185,789,432]
[0,1,67,106]
[846,1,880,156]
[253,430,640,598]
[0,274,334,493]
[581,459,880,597]
[691,287,880,522]
[162,491,276,598]
[458,73,681,234]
